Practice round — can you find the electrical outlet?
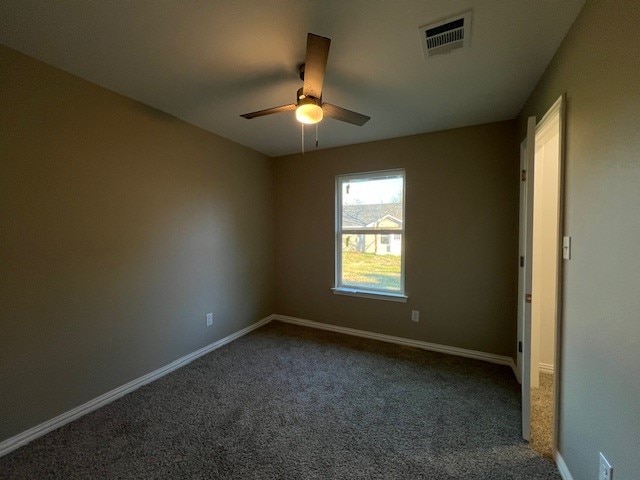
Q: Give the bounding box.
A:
[411,310,420,322]
[206,313,213,326]
[599,452,613,480]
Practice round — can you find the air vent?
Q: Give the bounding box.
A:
[419,11,472,58]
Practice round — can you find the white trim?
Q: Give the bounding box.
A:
[539,362,555,375]
[555,452,574,480]
[331,287,408,303]
[552,93,566,457]
[273,314,516,370]
[0,315,274,458]
[533,93,565,455]
[537,95,563,133]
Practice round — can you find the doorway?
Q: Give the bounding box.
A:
[518,95,565,461]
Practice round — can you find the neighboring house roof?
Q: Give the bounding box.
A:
[366,214,402,228]
[342,203,403,228]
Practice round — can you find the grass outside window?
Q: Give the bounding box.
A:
[341,251,401,291]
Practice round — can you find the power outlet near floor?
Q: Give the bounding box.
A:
[206,313,213,327]
[599,452,613,480]
[411,310,420,322]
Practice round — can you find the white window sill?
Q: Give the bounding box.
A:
[331,288,408,303]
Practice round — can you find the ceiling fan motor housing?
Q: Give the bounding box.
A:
[296,87,321,106]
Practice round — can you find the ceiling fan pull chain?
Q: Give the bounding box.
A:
[316,123,319,148]
[301,123,305,155]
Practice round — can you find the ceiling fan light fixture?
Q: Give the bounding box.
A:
[296,102,323,124]
[241,33,370,130]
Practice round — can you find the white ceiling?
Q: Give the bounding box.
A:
[0,0,585,157]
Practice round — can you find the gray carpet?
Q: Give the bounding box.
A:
[0,321,559,479]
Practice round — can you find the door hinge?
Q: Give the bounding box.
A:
[525,293,532,303]
[521,169,527,181]
[520,256,524,267]
[518,341,523,353]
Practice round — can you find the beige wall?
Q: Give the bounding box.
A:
[274,121,519,357]
[518,1,640,478]
[0,45,274,442]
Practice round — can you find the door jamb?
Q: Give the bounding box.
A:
[538,94,566,456]
[518,95,566,453]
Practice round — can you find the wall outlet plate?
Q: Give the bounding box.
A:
[411,310,420,322]
[599,452,613,480]
[206,313,213,326]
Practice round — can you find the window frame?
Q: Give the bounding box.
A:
[333,169,407,302]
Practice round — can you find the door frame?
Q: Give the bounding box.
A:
[518,95,566,452]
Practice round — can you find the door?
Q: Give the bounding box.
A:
[520,116,537,441]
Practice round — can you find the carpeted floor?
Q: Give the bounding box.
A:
[531,373,554,460]
[0,321,559,479]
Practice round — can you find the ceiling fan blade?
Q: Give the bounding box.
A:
[322,103,371,126]
[303,33,331,99]
[240,104,297,119]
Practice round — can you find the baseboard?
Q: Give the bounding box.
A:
[539,362,555,375]
[0,315,274,458]
[555,452,574,480]
[1,312,519,457]
[273,314,517,371]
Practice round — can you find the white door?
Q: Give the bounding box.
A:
[520,116,537,441]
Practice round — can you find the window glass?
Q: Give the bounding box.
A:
[336,171,405,295]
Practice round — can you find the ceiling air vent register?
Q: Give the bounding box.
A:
[419,11,472,58]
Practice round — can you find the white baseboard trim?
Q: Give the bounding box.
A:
[1,313,520,458]
[273,314,517,371]
[555,452,574,480]
[539,362,555,375]
[0,315,274,458]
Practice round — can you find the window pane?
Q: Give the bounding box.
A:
[341,234,401,291]
[341,175,403,231]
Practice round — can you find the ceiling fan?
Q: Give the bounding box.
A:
[240,33,371,128]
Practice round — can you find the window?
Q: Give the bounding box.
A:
[334,170,406,301]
